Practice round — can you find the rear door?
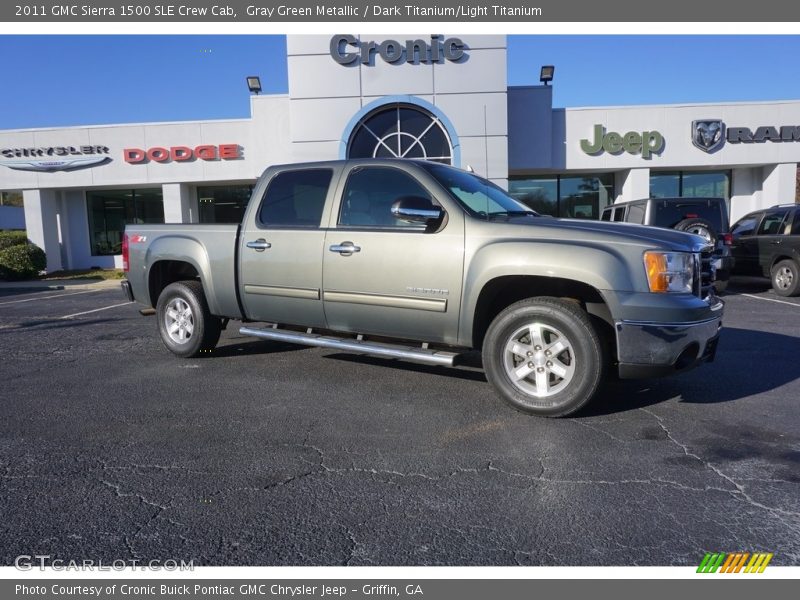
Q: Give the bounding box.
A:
[239,166,339,327]
[730,212,763,275]
[321,163,465,344]
[755,208,791,275]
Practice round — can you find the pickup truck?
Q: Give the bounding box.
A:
[121,159,723,417]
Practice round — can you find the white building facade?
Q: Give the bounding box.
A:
[0,34,797,271]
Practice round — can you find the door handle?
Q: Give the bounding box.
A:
[246,239,271,252]
[770,240,782,245]
[329,241,361,256]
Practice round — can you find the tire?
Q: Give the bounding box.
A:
[674,218,718,245]
[156,280,221,357]
[771,259,800,297]
[482,297,604,417]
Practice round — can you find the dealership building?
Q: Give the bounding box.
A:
[1,34,799,272]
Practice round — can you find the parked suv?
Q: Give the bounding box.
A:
[601,197,734,293]
[730,204,800,296]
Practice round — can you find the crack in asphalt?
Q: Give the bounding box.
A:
[639,407,800,528]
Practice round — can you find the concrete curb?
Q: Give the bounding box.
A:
[0,279,122,293]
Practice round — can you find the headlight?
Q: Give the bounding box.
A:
[644,251,694,293]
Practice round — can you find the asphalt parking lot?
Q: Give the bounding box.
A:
[0,279,798,566]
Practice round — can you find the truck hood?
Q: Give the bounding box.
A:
[495,216,711,253]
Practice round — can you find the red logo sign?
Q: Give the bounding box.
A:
[123,144,242,164]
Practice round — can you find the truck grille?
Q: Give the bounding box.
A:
[696,249,715,299]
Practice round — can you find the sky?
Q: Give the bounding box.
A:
[2,35,800,129]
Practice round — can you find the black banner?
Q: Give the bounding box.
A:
[4,579,798,600]
[2,0,799,22]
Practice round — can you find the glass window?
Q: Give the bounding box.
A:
[509,173,614,218]
[0,191,23,207]
[792,209,800,235]
[347,103,452,164]
[425,163,535,219]
[258,169,331,228]
[198,185,254,224]
[612,207,626,222]
[731,214,761,238]
[650,170,731,201]
[339,167,434,228]
[757,210,790,235]
[682,172,730,199]
[87,189,163,256]
[509,178,557,216]
[559,175,613,219]
[627,203,646,224]
[650,172,681,198]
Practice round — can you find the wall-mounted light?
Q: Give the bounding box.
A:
[540,65,555,86]
[246,76,262,95]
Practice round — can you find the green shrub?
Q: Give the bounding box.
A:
[0,243,46,280]
[0,230,28,251]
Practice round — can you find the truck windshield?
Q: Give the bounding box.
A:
[423,163,539,220]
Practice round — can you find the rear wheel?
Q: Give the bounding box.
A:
[156,280,221,357]
[482,297,604,417]
[771,259,800,297]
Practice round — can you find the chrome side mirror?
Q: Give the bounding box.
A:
[390,196,444,225]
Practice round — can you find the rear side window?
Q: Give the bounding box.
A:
[731,214,760,237]
[600,208,612,221]
[757,210,790,235]
[652,200,727,232]
[626,203,646,224]
[258,169,332,228]
[612,207,625,222]
[792,209,800,235]
[339,167,433,229]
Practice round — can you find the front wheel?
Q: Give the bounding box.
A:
[482,297,604,417]
[156,280,221,357]
[771,259,800,297]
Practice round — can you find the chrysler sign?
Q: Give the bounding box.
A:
[692,119,800,153]
[0,145,111,172]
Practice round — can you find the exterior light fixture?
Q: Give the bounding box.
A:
[540,65,555,86]
[246,76,262,95]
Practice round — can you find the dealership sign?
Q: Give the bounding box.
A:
[692,119,800,153]
[0,145,111,172]
[330,34,466,65]
[123,144,242,164]
[580,125,665,159]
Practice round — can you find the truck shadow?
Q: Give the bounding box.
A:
[321,327,799,416]
[583,326,800,417]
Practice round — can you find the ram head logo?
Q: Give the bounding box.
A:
[692,119,726,153]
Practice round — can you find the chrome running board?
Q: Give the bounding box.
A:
[239,325,459,367]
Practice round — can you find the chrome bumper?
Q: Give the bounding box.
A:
[615,314,723,379]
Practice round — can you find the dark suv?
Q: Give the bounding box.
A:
[730,204,800,296]
[600,197,734,292]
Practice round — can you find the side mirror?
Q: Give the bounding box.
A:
[390,196,444,225]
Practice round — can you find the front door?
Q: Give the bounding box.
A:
[239,167,338,327]
[322,164,465,345]
[755,209,791,276]
[731,212,763,275]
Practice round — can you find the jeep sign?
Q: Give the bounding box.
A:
[330,34,466,65]
[580,124,665,159]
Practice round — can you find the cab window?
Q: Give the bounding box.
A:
[258,169,332,228]
[339,167,434,229]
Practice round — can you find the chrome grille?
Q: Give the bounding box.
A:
[697,249,715,298]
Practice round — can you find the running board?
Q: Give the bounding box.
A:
[239,325,459,367]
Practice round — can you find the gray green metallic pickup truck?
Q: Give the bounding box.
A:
[121,159,723,417]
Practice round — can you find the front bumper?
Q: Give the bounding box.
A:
[616,311,723,379]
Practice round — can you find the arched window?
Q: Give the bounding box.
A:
[347,103,453,165]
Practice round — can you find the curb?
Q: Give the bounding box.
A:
[0,280,122,293]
